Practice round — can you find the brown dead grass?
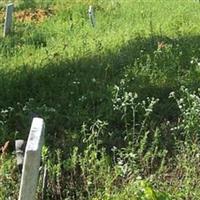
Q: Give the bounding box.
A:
[0,8,54,23]
[15,8,54,23]
[0,141,10,155]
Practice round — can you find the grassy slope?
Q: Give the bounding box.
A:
[0,0,200,138]
[1,0,200,199]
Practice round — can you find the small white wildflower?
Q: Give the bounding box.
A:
[190,94,195,98]
[112,146,117,151]
[122,103,126,106]
[170,127,177,131]
[92,78,96,83]
[179,98,184,103]
[136,176,142,180]
[134,93,138,98]
[169,91,175,98]
[118,160,123,166]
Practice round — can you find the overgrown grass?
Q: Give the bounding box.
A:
[1,0,200,199]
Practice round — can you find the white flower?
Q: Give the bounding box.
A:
[169,91,175,98]
[179,98,184,103]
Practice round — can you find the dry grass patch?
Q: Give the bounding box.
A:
[15,8,54,23]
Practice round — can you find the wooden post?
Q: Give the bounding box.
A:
[18,118,45,200]
[88,5,95,27]
[3,3,14,37]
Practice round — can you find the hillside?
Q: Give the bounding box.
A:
[1,0,200,199]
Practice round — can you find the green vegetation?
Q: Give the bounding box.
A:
[1,0,200,199]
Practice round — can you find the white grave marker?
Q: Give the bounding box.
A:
[88,5,95,27]
[3,3,14,37]
[18,118,45,200]
[15,140,25,173]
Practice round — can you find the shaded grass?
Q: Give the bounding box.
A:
[0,34,200,153]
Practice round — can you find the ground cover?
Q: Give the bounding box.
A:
[1,0,200,199]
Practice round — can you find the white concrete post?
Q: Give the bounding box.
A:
[88,5,95,27]
[18,118,45,200]
[3,3,14,37]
